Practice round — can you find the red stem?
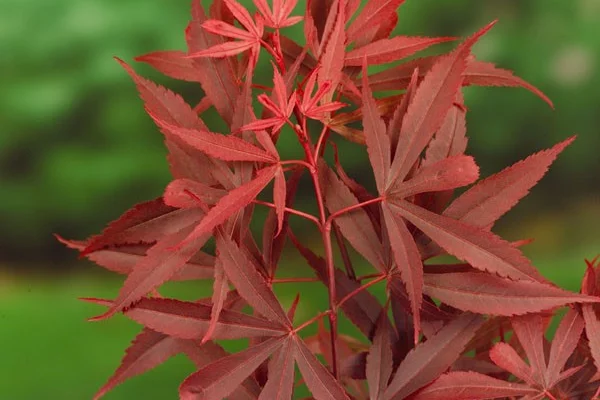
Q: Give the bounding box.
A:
[272,277,320,284]
[293,109,340,379]
[337,275,386,308]
[327,196,386,224]
[293,310,332,334]
[252,199,320,227]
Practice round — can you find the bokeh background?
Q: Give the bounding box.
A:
[1,0,598,398]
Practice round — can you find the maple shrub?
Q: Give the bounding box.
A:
[59,0,600,399]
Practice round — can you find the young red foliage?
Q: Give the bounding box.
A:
[60,0,598,399]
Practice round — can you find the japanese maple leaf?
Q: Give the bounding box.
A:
[240,65,295,133]
[253,0,303,28]
[298,66,346,121]
[488,311,590,399]
[357,24,489,339]
[187,0,264,61]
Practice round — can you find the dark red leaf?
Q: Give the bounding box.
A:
[346,36,455,66]
[423,272,598,315]
[546,308,584,386]
[423,92,467,167]
[489,342,537,386]
[382,204,423,339]
[258,337,296,399]
[366,313,394,399]
[84,297,287,340]
[273,166,287,236]
[90,224,209,320]
[384,313,485,400]
[582,304,600,372]
[463,60,553,108]
[411,371,538,400]
[363,56,552,107]
[186,4,239,124]
[115,58,202,129]
[154,120,278,163]
[390,200,545,282]
[82,198,201,255]
[293,336,351,400]
[361,60,391,193]
[135,51,202,82]
[346,0,406,44]
[511,314,547,385]
[180,336,286,400]
[317,0,345,104]
[388,67,419,155]
[182,341,262,400]
[443,137,575,229]
[217,235,290,325]
[388,22,495,185]
[94,328,188,400]
[178,166,277,247]
[164,179,226,208]
[85,243,214,281]
[389,155,479,198]
[201,261,229,343]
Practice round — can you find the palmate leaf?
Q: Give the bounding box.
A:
[390,200,546,282]
[84,297,288,340]
[485,312,587,398]
[512,314,548,385]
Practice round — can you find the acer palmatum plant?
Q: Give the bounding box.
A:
[58,0,600,399]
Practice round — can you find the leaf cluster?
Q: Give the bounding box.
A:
[60,1,599,399]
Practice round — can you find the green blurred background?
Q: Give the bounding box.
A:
[1,0,598,398]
